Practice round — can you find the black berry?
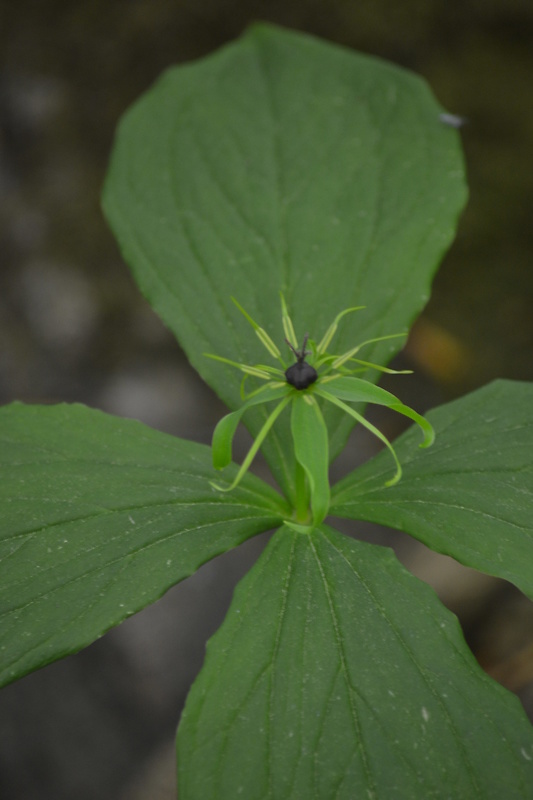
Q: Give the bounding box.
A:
[285,333,317,390]
[285,361,318,389]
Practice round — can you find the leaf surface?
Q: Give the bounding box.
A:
[331,380,533,599]
[178,524,533,799]
[0,403,287,687]
[102,23,467,497]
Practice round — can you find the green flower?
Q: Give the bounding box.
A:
[206,296,434,529]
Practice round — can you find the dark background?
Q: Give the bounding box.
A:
[1,1,532,798]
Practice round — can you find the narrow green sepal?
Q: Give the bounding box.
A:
[315,387,403,486]
[213,395,292,493]
[389,403,435,448]
[291,394,330,526]
[211,384,290,471]
[325,376,434,448]
[209,480,230,491]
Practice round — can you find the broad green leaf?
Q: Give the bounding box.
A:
[102,23,467,498]
[178,524,533,799]
[331,379,533,600]
[290,394,330,526]
[0,403,288,688]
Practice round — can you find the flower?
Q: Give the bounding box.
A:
[205,296,434,528]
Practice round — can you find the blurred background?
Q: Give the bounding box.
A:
[1,1,532,797]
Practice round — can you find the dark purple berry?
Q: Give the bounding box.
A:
[285,333,317,390]
[285,361,318,389]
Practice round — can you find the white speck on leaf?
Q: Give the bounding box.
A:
[439,112,467,129]
[422,707,430,723]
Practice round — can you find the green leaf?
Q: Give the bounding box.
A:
[331,379,533,600]
[178,524,533,799]
[0,403,288,688]
[290,394,330,526]
[102,23,467,497]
